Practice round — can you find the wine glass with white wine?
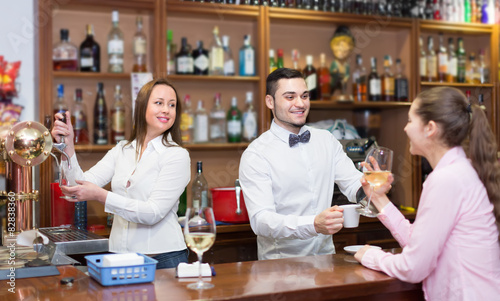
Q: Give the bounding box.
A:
[357,146,393,218]
[184,206,216,290]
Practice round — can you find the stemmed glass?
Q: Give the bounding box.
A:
[184,206,216,290]
[357,146,393,218]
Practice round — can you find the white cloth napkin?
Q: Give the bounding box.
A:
[16,230,49,247]
[176,261,212,278]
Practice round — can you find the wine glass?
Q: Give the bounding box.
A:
[184,206,216,290]
[357,146,393,218]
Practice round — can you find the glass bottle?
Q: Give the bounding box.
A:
[433,0,441,20]
[269,49,277,74]
[194,100,209,143]
[107,10,124,73]
[111,85,126,144]
[227,96,242,143]
[175,37,194,75]
[478,49,489,83]
[239,35,256,76]
[318,53,331,101]
[394,59,409,102]
[381,55,395,101]
[209,93,226,143]
[79,24,100,72]
[291,49,300,71]
[93,82,108,145]
[180,95,194,144]
[467,52,481,84]
[368,57,381,101]
[426,36,437,82]
[193,40,209,75]
[447,37,457,82]
[166,29,176,75]
[419,36,427,82]
[425,0,434,19]
[277,48,284,69]
[53,84,69,117]
[222,35,235,76]
[464,0,471,22]
[53,28,78,71]
[191,161,210,209]
[209,26,224,75]
[72,88,90,145]
[242,91,258,142]
[352,54,367,102]
[303,55,318,100]
[437,33,448,82]
[457,37,467,83]
[132,16,147,72]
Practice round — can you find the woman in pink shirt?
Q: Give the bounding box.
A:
[354,87,500,300]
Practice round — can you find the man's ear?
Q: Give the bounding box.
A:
[265,95,274,110]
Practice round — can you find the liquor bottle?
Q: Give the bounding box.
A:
[441,0,450,21]
[381,55,395,102]
[107,10,124,73]
[222,35,235,76]
[194,100,209,143]
[79,24,100,72]
[457,0,465,22]
[291,49,300,71]
[227,96,242,143]
[72,88,90,145]
[191,161,210,209]
[209,26,224,75]
[318,53,331,100]
[464,0,471,22]
[53,28,78,71]
[419,36,427,81]
[93,82,108,145]
[427,36,437,82]
[437,33,448,82]
[166,30,176,75]
[478,93,486,112]
[393,0,403,17]
[352,54,367,102]
[269,49,277,73]
[471,0,477,22]
[425,0,434,19]
[239,35,256,76]
[277,49,284,69]
[447,37,458,82]
[476,0,483,23]
[209,93,226,143]
[394,59,409,102]
[478,49,489,83]
[242,91,258,142]
[180,94,194,144]
[467,52,481,84]
[193,40,209,75]
[175,37,194,75]
[433,0,441,20]
[302,55,318,100]
[418,0,426,18]
[132,16,147,72]
[457,37,467,83]
[368,57,381,101]
[53,84,69,117]
[111,85,126,144]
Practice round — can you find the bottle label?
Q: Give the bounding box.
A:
[108,40,124,54]
[395,78,408,100]
[194,54,209,72]
[111,109,125,132]
[244,49,255,75]
[201,191,208,208]
[178,57,194,73]
[224,59,235,75]
[80,57,93,68]
[383,77,394,96]
[419,57,427,77]
[180,112,194,131]
[438,53,448,73]
[242,112,257,141]
[369,79,381,95]
[210,48,224,71]
[227,120,242,136]
[427,57,437,78]
[448,57,457,77]
[109,56,123,65]
[73,110,88,131]
[194,114,209,142]
[134,39,147,55]
[305,74,317,90]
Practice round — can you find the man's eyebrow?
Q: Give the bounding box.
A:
[282,91,297,96]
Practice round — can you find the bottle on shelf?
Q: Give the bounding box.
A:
[277,48,284,69]
[303,55,318,100]
[437,33,448,82]
[132,16,147,72]
[478,49,489,83]
[242,91,258,142]
[107,10,124,73]
[177,188,187,217]
[352,54,367,102]
[191,161,210,209]
[368,57,381,101]
[227,96,242,143]
[175,37,194,75]
[93,82,108,145]
[381,55,395,102]
[426,36,437,82]
[478,93,486,112]
[419,36,427,82]
[222,35,235,76]
[74,200,87,231]
[79,24,100,72]
[111,85,126,144]
[209,26,224,76]
[193,40,209,75]
[180,94,194,144]
[457,37,467,83]
[239,35,256,76]
[424,0,434,19]
[447,37,457,83]
[433,0,442,20]
[269,49,277,74]
[53,28,78,71]
[465,0,472,22]
[209,93,226,143]
[467,52,481,84]
[71,88,90,145]
[318,53,331,101]
[194,100,209,143]
[53,84,69,117]
[166,29,176,75]
[394,58,409,102]
[291,49,300,71]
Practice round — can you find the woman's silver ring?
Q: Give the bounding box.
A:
[71,195,77,199]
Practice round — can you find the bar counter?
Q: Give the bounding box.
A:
[1,253,423,301]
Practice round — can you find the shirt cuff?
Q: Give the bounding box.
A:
[299,215,318,236]
[104,192,121,214]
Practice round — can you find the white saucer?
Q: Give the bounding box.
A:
[343,245,381,255]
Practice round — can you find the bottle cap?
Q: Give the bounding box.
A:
[75,88,82,101]
[112,10,119,22]
[97,82,104,91]
[197,40,203,48]
[57,84,64,97]
[167,29,173,41]
[269,49,275,57]
[184,94,191,104]
[246,91,253,102]
[231,96,238,107]
[277,49,283,57]
[222,35,229,47]
[60,29,69,41]
[306,55,313,65]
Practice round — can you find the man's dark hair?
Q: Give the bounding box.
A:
[266,68,303,98]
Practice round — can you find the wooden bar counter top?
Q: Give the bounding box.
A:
[1,253,423,301]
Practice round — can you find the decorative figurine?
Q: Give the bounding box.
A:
[330,25,355,102]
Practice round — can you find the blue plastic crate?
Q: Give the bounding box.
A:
[85,253,158,286]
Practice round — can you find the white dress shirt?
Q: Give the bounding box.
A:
[239,121,362,260]
[62,135,191,254]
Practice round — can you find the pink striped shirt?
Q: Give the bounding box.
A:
[362,147,500,300]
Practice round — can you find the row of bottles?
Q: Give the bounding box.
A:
[167,27,256,76]
[419,34,489,83]
[180,92,258,144]
[53,10,148,73]
[53,83,126,145]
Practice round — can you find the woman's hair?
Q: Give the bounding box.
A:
[415,86,500,229]
[125,78,183,154]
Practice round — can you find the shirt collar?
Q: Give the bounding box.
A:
[270,119,310,144]
[434,146,466,171]
[123,133,176,154]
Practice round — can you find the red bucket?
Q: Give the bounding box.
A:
[211,187,249,223]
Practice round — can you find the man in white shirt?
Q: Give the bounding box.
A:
[239,68,363,260]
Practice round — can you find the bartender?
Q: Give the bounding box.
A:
[239,68,364,260]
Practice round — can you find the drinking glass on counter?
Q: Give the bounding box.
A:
[184,206,216,290]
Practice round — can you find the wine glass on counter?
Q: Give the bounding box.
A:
[357,146,393,218]
[184,206,216,290]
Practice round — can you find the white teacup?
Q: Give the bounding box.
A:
[339,204,361,228]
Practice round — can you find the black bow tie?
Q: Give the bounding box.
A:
[289,130,311,147]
